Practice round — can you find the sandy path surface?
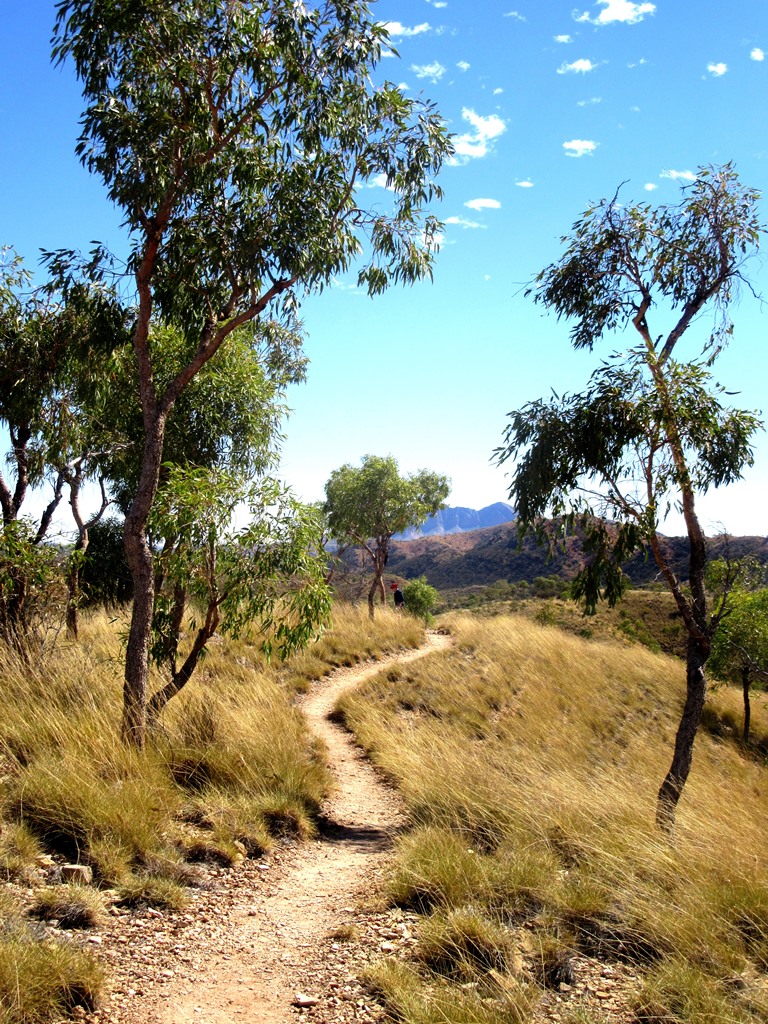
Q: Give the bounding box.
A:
[125,633,451,1024]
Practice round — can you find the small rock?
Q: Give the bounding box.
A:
[293,993,319,1008]
[61,864,93,884]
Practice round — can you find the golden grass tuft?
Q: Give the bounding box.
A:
[338,610,768,1023]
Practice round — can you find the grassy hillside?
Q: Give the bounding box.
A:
[336,612,768,1024]
[0,604,422,1024]
[3,598,767,1024]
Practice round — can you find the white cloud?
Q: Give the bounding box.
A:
[426,0,447,7]
[451,108,508,162]
[644,183,658,191]
[558,58,598,74]
[410,61,447,82]
[627,57,648,67]
[457,60,471,71]
[574,1,655,25]
[366,173,394,190]
[555,34,573,43]
[465,198,502,210]
[563,138,598,157]
[516,180,535,188]
[493,87,504,94]
[445,215,486,229]
[660,169,696,181]
[577,96,602,106]
[751,48,765,61]
[384,21,431,37]
[504,10,526,20]
[707,62,728,76]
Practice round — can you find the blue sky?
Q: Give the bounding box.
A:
[2,0,767,536]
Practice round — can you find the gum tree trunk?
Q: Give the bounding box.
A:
[656,637,708,830]
[121,413,167,747]
[655,489,710,832]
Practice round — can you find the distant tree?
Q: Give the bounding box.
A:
[324,455,450,618]
[402,576,440,624]
[50,0,452,747]
[495,166,763,831]
[707,557,768,743]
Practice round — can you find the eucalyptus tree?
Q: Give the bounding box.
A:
[146,467,330,727]
[0,248,127,641]
[51,0,452,745]
[323,455,450,618]
[495,166,763,829]
[707,558,768,743]
[0,248,125,536]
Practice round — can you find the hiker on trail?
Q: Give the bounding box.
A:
[391,582,405,612]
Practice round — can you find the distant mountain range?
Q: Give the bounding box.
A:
[396,502,516,540]
[386,520,768,592]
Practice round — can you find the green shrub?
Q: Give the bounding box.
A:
[402,577,440,624]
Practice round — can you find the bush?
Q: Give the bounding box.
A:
[403,577,440,624]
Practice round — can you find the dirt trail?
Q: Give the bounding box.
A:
[135,632,450,1024]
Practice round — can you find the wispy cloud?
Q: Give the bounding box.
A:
[516,180,535,188]
[384,21,431,37]
[751,48,765,61]
[457,60,471,71]
[493,87,504,94]
[707,62,728,76]
[660,169,696,181]
[425,0,447,7]
[577,96,603,106]
[558,58,598,74]
[555,34,573,43]
[451,109,508,163]
[627,57,648,68]
[445,215,486,229]
[366,173,394,190]
[504,10,526,20]
[644,183,658,191]
[574,1,655,25]
[465,198,502,210]
[563,138,598,157]
[411,61,447,82]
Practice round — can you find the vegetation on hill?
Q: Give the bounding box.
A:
[385,521,768,594]
[336,611,768,1024]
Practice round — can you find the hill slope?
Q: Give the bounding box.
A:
[386,521,768,590]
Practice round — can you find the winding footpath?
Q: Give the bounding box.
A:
[126,633,451,1024]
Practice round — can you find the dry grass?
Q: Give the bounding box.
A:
[0,600,423,1024]
[337,611,768,1024]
